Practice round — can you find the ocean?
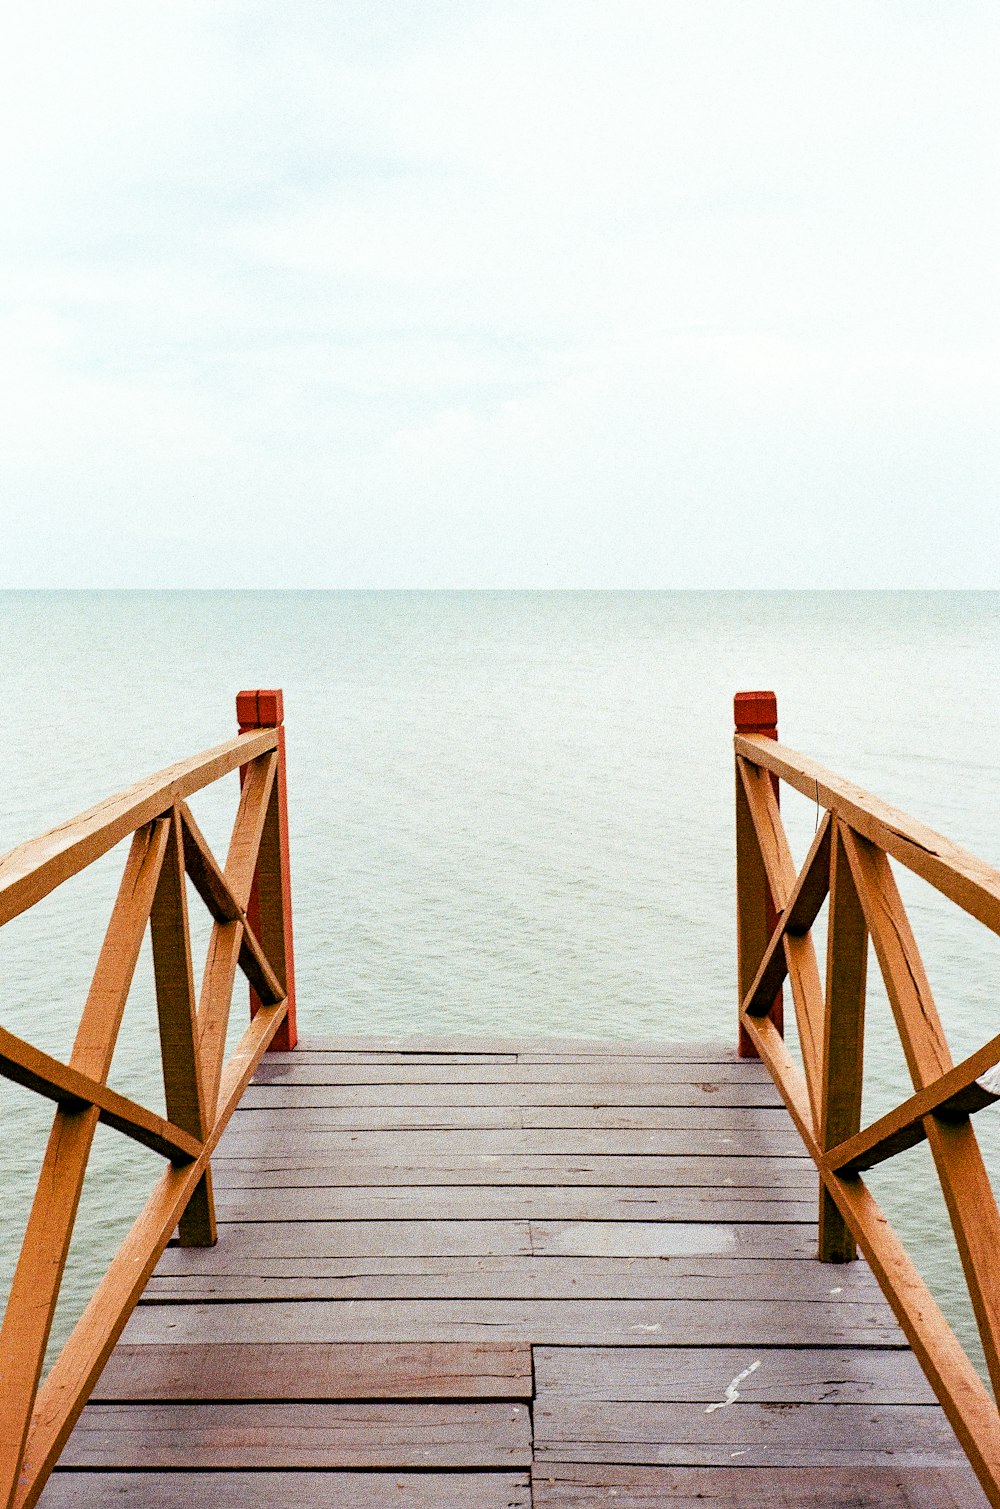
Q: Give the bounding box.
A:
[3,590,1000,1371]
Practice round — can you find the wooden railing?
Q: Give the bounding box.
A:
[0,689,297,1509]
[735,689,1000,1506]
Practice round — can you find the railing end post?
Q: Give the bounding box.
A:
[735,690,781,1058]
[734,690,777,738]
[236,688,297,1051]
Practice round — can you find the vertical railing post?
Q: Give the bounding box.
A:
[818,818,867,1260]
[735,690,782,1057]
[236,689,298,1051]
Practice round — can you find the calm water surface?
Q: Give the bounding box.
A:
[2,590,1000,1368]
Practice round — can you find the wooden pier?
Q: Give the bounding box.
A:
[38,1035,985,1505]
[6,688,1000,1505]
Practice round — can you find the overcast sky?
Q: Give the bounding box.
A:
[1,1,997,587]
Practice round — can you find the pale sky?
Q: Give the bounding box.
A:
[1,1,997,587]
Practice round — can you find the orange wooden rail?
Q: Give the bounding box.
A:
[0,691,296,1509]
[735,690,1000,1506]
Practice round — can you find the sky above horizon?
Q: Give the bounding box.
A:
[1,1,997,588]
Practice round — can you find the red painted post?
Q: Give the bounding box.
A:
[734,691,782,1057]
[236,689,298,1051]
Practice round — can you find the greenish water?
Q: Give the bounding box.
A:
[2,590,1000,1373]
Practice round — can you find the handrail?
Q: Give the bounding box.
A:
[735,690,1000,1507]
[0,689,297,1509]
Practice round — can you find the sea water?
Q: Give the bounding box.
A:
[2,590,1000,1370]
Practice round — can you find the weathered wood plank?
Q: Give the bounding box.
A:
[121,1297,903,1347]
[213,1184,816,1223]
[60,1401,532,1468]
[528,1221,816,1259]
[166,1219,534,1259]
[227,1103,795,1132]
[534,1399,964,1464]
[215,1125,807,1158]
[291,1035,740,1057]
[530,1463,988,1507]
[40,1471,532,1508]
[156,1219,814,1265]
[93,1342,532,1400]
[239,1082,785,1108]
[142,1253,881,1303]
[533,1346,934,1404]
[250,1061,773,1085]
[209,1153,816,1190]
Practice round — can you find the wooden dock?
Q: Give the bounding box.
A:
[39,1035,986,1507]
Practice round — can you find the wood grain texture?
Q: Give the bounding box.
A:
[121,1296,903,1347]
[59,1401,533,1469]
[39,1472,532,1508]
[142,1253,883,1304]
[533,1399,963,1465]
[533,1346,933,1404]
[530,1463,989,1507]
[93,1342,532,1400]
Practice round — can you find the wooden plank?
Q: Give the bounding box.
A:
[40,1471,532,1508]
[534,1345,935,1404]
[736,730,1000,938]
[153,1218,812,1265]
[250,1061,774,1085]
[213,1185,816,1224]
[291,1034,741,1057]
[163,1219,534,1259]
[120,1297,903,1347]
[530,1463,988,1507]
[226,1103,794,1132]
[0,727,277,927]
[533,1399,963,1465]
[59,1400,532,1469]
[208,1153,816,1191]
[819,818,868,1261]
[93,1342,532,1400]
[237,1082,786,1108]
[142,1253,883,1304]
[529,1220,816,1260]
[214,1125,807,1159]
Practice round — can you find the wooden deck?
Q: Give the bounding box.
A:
[40,1036,987,1506]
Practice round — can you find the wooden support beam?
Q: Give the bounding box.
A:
[841,827,1000,1405]
[737,758,824,1124]
[0,1026,201,1163]
[237,690,297,1052]
[826,1035,1000,1173]
[150,810,215,1248]
[818,819,868,1262]
[734,692,782,1057]
[741,813,832,1018]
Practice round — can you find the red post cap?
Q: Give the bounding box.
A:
[734,691,778,735]
[237,689,285,730]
